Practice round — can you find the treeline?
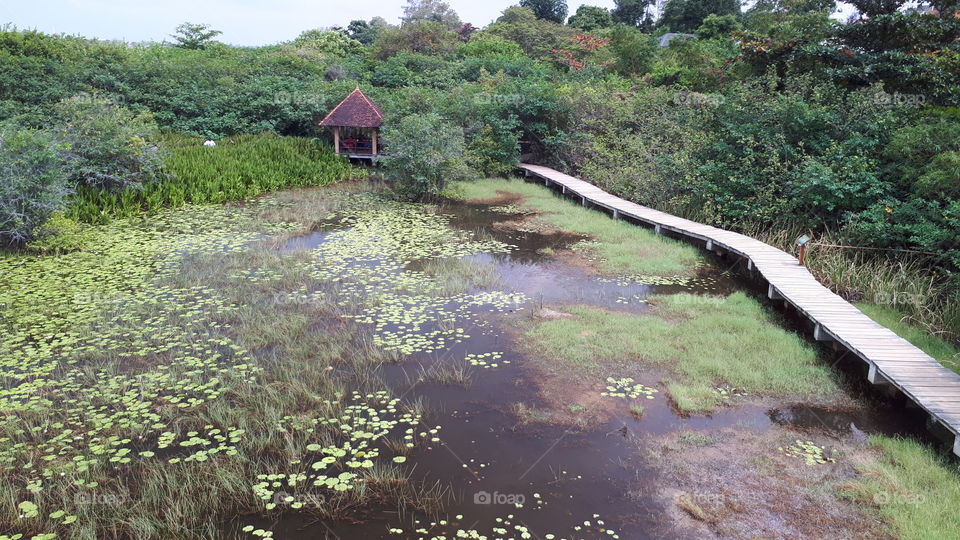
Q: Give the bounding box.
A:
[0,0,958,334]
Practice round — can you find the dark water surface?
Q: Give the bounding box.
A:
[241,198,919,539]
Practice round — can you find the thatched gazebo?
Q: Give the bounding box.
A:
[318,87,384,159]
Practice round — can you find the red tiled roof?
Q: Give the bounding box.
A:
[318,87,384,128]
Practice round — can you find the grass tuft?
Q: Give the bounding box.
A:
[841,435,960,540]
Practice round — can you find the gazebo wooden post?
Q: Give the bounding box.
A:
[371,128,378,156]
[333,127,340,154]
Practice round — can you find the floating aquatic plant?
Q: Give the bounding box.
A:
[780,440,837,465]
[601,377,659,400]
[465,352,509,369]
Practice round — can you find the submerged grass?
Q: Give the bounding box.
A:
[841,435,960,540]
[524,293,839,412]
[449,178,702,277]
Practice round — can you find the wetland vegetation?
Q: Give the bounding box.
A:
[3,177,959,539]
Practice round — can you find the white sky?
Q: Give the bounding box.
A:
[2,0,855,46]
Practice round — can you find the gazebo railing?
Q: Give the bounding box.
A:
[339,138,375,155]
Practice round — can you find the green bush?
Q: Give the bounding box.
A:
[27,212,93,254]
[0,125,71,246]
[381,113,472,200]
[55,93,166,191]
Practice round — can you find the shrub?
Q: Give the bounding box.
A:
[0,125,70,246]
[27,212,93,254]
[55,94,166,191]
[291,29,363,56]
[609,25,658,76]
[381,113,472,200]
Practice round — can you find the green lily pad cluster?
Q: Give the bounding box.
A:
[465,352,508,368]
[489,204,531,215]
[252,390,439,511]
[601,377,659,400]
[714,386,748,400]
[0,201,296,536]
[780,440,837,465]
[241,525,274,538]
[303,206,526,355]
[599,275,694,287]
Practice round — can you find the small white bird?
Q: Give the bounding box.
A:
[203,139,217,147]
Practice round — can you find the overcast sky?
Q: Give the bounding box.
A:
[2,0,621,46]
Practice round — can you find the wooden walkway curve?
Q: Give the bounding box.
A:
[519,163,960,456]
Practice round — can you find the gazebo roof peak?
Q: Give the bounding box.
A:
[319,87,384,128]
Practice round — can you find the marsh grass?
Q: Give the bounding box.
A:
[840,435,960,540]
[418,256,500,295]
[68,134,360,223]
[451,179,702,277]
[406,359,473,387]
[524,293,840,412]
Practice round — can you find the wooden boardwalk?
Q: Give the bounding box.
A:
[519,163,960,456]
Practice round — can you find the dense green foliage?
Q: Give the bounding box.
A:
[69,134,356,222]
[382,114,471,199]
[0,127,70,245]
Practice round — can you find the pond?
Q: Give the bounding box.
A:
[233,189,924,539]
[0,181,934,539]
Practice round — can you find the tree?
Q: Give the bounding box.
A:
[520,0,569,24]
[0,125,70,246]
[612,0,655,27]
[929,0,960,17]
[402,0,462,29]
[292,29,363,55]
[568,6,614,30]
[170,22,222,50]
[486,6,577,57]
[372,21,460,59]
[609,25,658,75]
[55,94,165,191]
[847,0,906,16]
[659,0,741,32]
[381,113,472,200]
[836,12,960,52]
[348,17,391,45]
[695,13,742,38]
